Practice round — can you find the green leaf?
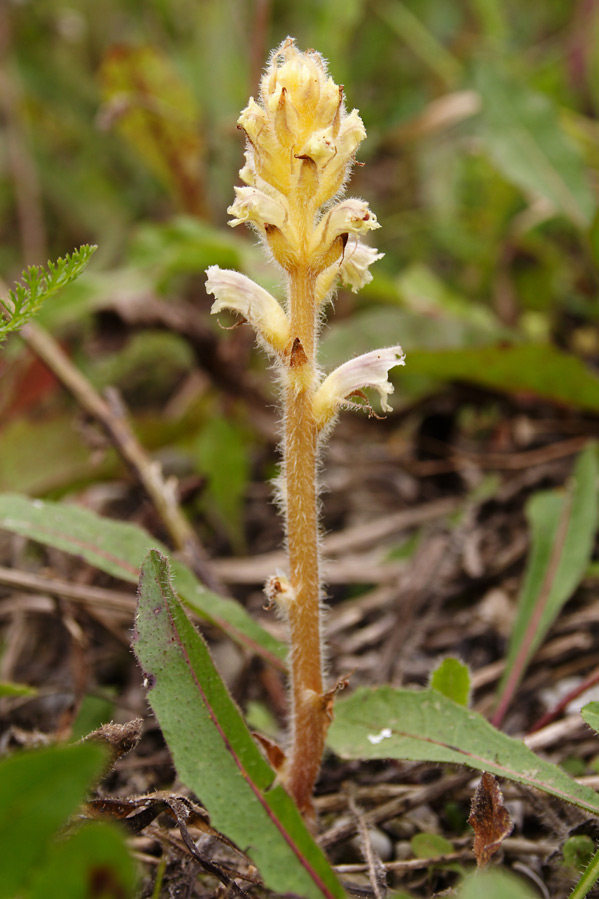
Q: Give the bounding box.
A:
[0,493,285,669]
[475,64,594,228]
[321,312,599,414]
[320,307,500,363]
[85,330,194,398]
[71,694,116,742]
[430,658,470,706]
[0,743,107,899]
[468,0,508,43]
[133,550,344,899]
[395,263,506,338]
[0,680,37,697]
[27,821,137,899]
[374,0,462,87]
[458,868,535,898]
[494,445,598,722]
[307,0,367,82]
[563,835,595,871]
[195,417,250,551]
[327,686,599,816]
[129,216,249,281]
[569,847,599,899]
[410,832,454,858]
[0,414,115,494]
[0,246,97,342]
[406,345,599,413]
[581,701,599,736]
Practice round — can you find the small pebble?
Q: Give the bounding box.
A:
[351,827,393,861]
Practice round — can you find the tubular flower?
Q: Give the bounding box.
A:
[339,238,385,293]
[205,266,290,354]
[313,347,406,428]
[314,237,383,304]
[315,197,379,241]
[309,199,379,267]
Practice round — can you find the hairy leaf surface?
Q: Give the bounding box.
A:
[328,686,599,816]
[0,743,107,899]
[133,550,344,899]
[494,444,598,722]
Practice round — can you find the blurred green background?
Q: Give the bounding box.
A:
[1,0,598,539]
[1,8,598,895]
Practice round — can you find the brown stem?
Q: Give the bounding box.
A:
[283,266,328,815]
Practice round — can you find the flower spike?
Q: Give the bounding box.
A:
[206,38,404,819]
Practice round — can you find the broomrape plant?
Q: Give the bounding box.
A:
[206,38,404,817]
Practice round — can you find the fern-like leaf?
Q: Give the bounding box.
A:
[0,245,97,342]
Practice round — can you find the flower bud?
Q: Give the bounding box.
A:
[227,186,288,231]
[234,38,369,214]
[309,200,379,268]
[205,266,290,354]
[313,109,367,203]
[315,238,383,304]
[313,346,405,427]
[315,82,343,132]
[262,42,326,130]
[271,86,299,150]
[337,110,367,158]
[239,150,258,187]
[339,239,384,293]
[238,97,268,147]
[264,573,296,613]
[297,126,337,167]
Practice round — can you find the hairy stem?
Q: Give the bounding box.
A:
[283,266,327,815]
[206,40,390,817]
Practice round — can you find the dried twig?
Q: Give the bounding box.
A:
[0,565,136,615]
[212,497,459,584]
[319,773,471,850]
[18,321,225,595]
[408,435,589,476]
[348,790,387,899]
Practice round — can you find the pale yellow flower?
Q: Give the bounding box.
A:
[205,265,290,354]
[313,346,405,427]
